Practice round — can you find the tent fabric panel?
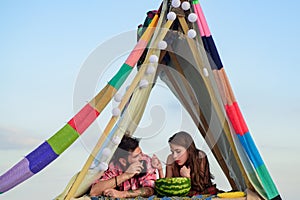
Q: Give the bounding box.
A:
[225,104,243,135]
[257,164,280,199]
[237,132,263,168]
[108,63,133,90]
[25,141,59,174]
[68,103,100,135]
[192,0,211,36]
[125,40,149,67]
[0,158,34,193]
[233,102,249,134]
[47,124,80,155]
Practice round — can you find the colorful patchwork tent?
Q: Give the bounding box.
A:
[0,0,281,199]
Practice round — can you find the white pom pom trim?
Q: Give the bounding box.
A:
[139,79,149,88]
[99,162,108,171]
[203,68,209,77]
[181,2,191,10]
[114,93,123,102]
[158,40,168,50]
[146,65,156,75]
[112,136,121,145]
[149,55,159,63]
[187,29,197,38]
[112,107,121,117]
[188,13,198,23]
[102,148,112,157]
[167,12,177,21]
[171,0,181,8]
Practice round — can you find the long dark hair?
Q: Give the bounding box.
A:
[168,131,214,192]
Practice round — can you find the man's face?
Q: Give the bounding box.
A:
[127,146,142,164]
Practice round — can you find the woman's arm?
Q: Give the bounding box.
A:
[151,154,164,178]
[165,154,173,178]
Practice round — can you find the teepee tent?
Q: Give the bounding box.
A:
[0,0,281,199]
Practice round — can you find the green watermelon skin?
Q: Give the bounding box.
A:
[155,177,191,197]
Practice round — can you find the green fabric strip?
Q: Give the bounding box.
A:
[108,63,132,90]
[257,165,279,199]
[247,171,267,199]
[192,0,199,5]
[47,124,79,155]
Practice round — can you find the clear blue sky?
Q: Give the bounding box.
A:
[1,1,299,199]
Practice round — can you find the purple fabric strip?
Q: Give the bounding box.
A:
[0,158,34,193]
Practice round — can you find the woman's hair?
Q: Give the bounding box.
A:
[168,131,214,192]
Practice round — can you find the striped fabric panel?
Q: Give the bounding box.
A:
[108,63,133,90]
[238,133,279,199]
[68,103,100,135]
[0,158,34,193]
[225,104,243,135]
[193,1,281,199]
[237,133,264,168]
[192,0,211,36]
[125,40,149,67]
[25,141,59,174]
[256,165,280,199]
[0,7,161,196]
[47,124,80,155]
[233,102,249,134]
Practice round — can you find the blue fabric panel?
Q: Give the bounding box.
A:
[238,132,264,168]
[206,36,223,70]
[25,141,58,174]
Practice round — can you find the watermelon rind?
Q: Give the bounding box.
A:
[155,177,191,197]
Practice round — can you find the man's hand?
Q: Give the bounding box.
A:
[180,165,190,178]
[103,188,126,198]
[124,161,144,178]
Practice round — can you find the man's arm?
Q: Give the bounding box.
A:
[90,173,130,196]
[125,187,154,198]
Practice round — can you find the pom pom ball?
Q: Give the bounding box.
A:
[167,12,177,21]
[181,2,191,10]
[149,55,159,63]
[158,40,168,50]
[188,13,198,23]
[114,93,123,102]
[102,148,112,157]
[112,136,121,145]
[187,29,197,38]
[171,0,181,8]
[112,107,121,117]
[203,68,209,77]
[99,162,108,171]
[139,79,149,88]
[146,65,156,75]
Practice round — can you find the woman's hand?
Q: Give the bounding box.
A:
[180,166,190,178]
[152,154,164,178]
[151,154,162,170]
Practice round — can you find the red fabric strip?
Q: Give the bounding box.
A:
[68,103,100,135]
[225,104,243,135]
[234,102,249,134]
[125,39,148,67]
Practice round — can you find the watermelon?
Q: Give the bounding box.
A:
[155,177,191,197]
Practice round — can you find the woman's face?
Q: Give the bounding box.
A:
[169,143,188,166]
